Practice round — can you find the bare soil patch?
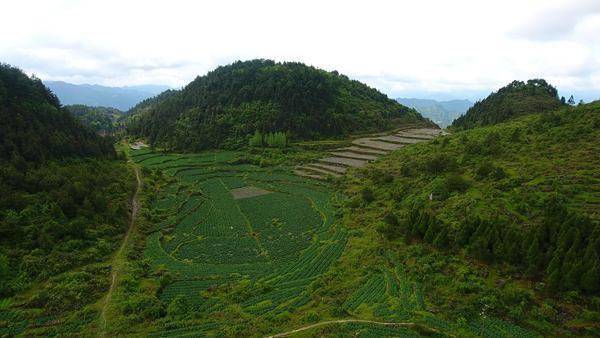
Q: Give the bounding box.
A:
[231,186,272,199]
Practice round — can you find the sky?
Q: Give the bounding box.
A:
[1,0,599,102]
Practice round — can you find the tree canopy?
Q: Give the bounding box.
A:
[65,104,123,135]
[0,64,115,164]
[127,59,426,151]
[451,79,563,130]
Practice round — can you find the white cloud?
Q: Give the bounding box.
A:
[0,0,598,101]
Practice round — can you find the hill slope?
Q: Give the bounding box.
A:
[451,79,563,130]
[0,65,115,163]
[127,59,427,151]
[65,104,123,135]
[45,81,170,111]
[0,64,132,329]
[397,97,472,128]
[338,101,599,333]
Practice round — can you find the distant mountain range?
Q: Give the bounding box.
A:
[396,98,473,128]
[44,81,171,111]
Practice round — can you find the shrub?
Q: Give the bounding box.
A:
[475,161,495,179]
[425,153,457,175]
[361,187,375,203]
[483,131,502,155]
[248,130,263,147]
[167,295,191,319]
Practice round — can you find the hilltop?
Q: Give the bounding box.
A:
[0,64,114,164]
[451,79,563,130]
[127,59,428,151]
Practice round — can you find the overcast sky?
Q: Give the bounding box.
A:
[1,0,599,101]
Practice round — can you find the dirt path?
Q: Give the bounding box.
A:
[100,165,142,333]
[266,319,443,337]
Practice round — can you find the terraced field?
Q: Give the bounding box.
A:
[131,149,347,335]
[295,127,446,179]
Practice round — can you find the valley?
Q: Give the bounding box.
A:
[110,142,541,337]
[1,60,598,337]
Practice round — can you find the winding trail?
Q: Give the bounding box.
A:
[266,319,443,337]
[100,165,142,333]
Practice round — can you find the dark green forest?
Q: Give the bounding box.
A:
[451,79,563,130]
[127,59,426,151]
[65,104,123,135]
[0,64,132,311]
[0,64,115,163]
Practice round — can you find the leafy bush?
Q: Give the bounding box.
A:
[425,153,457,175]
[444,174,470,193]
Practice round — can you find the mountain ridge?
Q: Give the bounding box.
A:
[44,80,171,111]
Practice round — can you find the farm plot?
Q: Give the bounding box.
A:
[136,149,346,331]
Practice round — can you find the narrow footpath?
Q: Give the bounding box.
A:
[100,165,142,334]
[266,319,444,337]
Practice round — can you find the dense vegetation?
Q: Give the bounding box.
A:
[0,160,132,297]
[0,64,115,164]
[127,59,426,151]
[339,102,599,334]
[0,64,134,335]
[451,79,563,130]
[65,104,123,135]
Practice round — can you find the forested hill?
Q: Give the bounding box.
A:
[65,105,123,135]
[451,79,563,130]
[0,64,115,164]
[346,101,599,295]
[127,59,428,151]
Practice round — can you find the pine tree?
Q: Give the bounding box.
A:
[433,228,450,248]
[580,255,600,293]
[249,130,263,147]
[525,238,542,277]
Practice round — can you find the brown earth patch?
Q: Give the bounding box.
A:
[231,186,272,199]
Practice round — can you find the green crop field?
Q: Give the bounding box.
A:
[131,149,351,335]
[125,148,543,337]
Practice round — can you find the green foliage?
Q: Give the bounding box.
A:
[127,59,425,151]
[65,104,123,135]
[248,130,263,147]
[34,266,110,312]
[0,64,115,164]
[248,131,287,148]
[122,294,165,321]
[0,159,132,297]
[452,79,562,130]
[346,102,600,296]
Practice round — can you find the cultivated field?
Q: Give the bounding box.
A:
[130,149,348,336]
[123,148,538,337]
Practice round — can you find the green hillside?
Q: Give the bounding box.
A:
[127,59,427,151]
[338,102,599,334]
[65,104,123,135]
[0,64,133,335]
[0,64,115,163]
[451,79,563,130]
